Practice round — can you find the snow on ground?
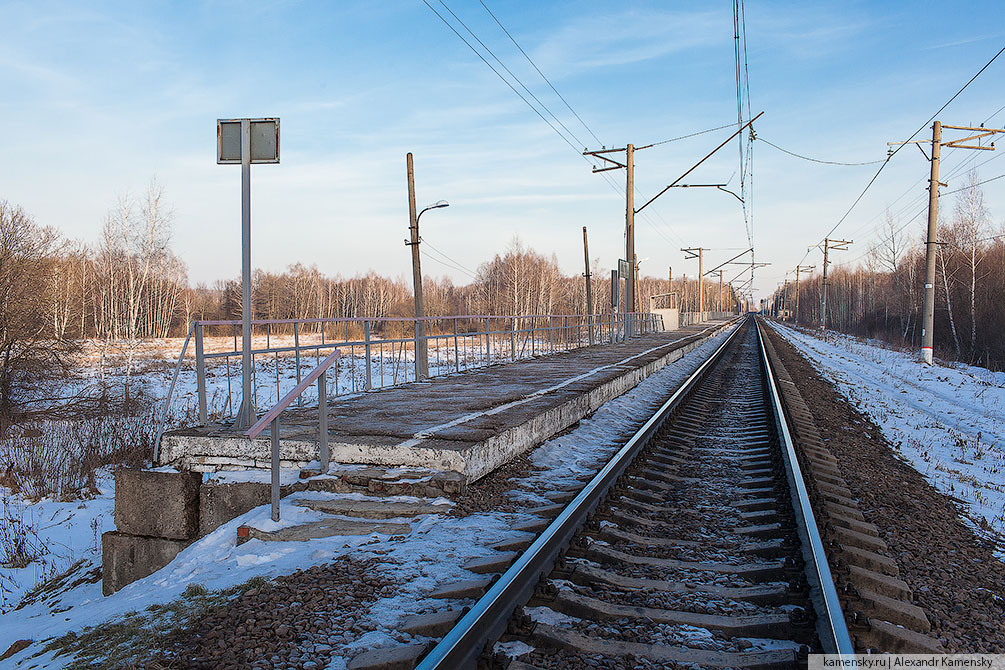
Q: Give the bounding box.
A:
[768,322,1005,546]
[0,476,114,613]
[0,325,734,668]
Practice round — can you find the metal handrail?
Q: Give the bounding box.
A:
[245,348,340,522]
[153,321,196,463]
[415,319,743,669]
[155,312,664,443]
[755,319,854,653]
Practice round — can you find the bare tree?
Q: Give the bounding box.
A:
[0,202,77,426]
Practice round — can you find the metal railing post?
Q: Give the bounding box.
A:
[318,373,329,473]
[531,317,536,356]
[294,322,302,406]
[510,317,516,361]
[484,317,491,364]
[453,318,460,372]
[364,320,373,391]
[271,418,280,522]
[195,322,207,426]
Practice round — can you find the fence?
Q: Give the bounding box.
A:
[155,311,663,442]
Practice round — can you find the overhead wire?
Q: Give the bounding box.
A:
[796,43,1005,269]
[758,137,887,166]
[477,0,602,147]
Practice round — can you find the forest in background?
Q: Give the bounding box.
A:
[0,183,734,422]
[772,172,1005,369]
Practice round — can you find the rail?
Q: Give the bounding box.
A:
[414,316,743,669]
[755,318,854,653]
[245,348,341,522]
[154,311,664,452]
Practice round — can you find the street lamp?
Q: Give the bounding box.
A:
[417,200,449,226]
[405,162,450,379]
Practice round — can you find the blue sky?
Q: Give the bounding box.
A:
[2,0,1003,299]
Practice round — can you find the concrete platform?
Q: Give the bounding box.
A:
[160,319,736,482]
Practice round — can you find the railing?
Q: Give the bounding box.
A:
[154,312,663,444]
[245,349,340,522]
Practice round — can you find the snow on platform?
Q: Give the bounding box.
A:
[769,322,1005,544]
[160,319,736,482]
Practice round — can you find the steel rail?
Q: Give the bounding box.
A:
[755,318,855,654]
[414,318,746,670]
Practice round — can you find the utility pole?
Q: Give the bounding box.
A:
[814,239,850,330]
[921,122,941,364]
[668,267,673,308]
[406,153,427,380]
[584,113,762,331]
[717,270,724,313]
[682,248,705,318]
[782,279,790,319]
[582,226,594,344]
[625,144,635,320]
[793,265,814,325]
[889,121,1003,364]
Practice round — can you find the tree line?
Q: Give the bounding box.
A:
[0,183,739,419]
[772,171,1005,369]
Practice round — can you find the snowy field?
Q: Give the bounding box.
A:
[0,326,735,668]
[768,322,1005,548]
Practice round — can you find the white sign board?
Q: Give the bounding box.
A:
[217,118,280,164]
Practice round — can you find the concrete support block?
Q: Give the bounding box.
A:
[199,481,271,536]
[102,531,190,595]
[858,618,943,653]
[114,468,202,540]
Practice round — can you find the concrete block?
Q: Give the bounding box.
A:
[102,531,190,595]
[114,468,202,540]
[199,481,271,536]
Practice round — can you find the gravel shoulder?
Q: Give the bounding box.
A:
[763,325,1005,652]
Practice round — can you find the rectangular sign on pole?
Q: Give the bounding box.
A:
[610,270,619,308]
[618,258,630,279]
[217,118,280,164]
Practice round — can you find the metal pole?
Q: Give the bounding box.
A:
[195,322,207,426]
[294,322,302,406]
[795,267,801,325]
[407,153,428,379]
[238,118,254,428]
[625,144,635,334]
[820,240,830,330]
[364,320,372,390]
[271,419,280,521]
[921,121,941,365]
[698,248,704,320]
[318,373,329,473]
[583,226,594,345]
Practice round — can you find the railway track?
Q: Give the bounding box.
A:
[410,317,852,669]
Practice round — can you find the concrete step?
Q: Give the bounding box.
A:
[294,497,450,519]
[244,518,411,542]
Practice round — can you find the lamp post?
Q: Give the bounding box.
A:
[406,153,449,381]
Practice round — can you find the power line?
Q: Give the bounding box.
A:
[641,122,738,149]
[477,0,603,147]
[437,0,595,153]
[941,171,1005,196]
[797,43,1005,268]
[420,0,584,157]
[758,137,887,166]
[421,238,479,277]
